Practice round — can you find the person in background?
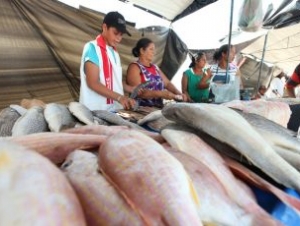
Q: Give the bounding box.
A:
[126,37,186,108]
[252,85,267,100]
[181,52,212,102]
[209,44,243,102]
[210,44,243,87]
[79,11,135,111]
[285,63,300,98]
[266,70,287,98]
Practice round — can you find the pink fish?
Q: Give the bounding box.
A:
[161,125,282,225]
[98,130,202,226]
[5,132,106,164]
[0,140,86,225]
[166,146,282,226]
[62,150,143,226]
[63,124,166,143]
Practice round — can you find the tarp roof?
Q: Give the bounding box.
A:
[1,0,300,110]
[241,23,300,75]
[123,0,218,22]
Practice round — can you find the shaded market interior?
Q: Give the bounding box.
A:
[1,0,300,109]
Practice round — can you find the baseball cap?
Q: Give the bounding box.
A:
[103,11,131,36]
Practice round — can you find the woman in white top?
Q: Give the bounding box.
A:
[209,44,243,102]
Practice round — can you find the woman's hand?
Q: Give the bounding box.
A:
[181,93,191,102]
[161,90,176,100]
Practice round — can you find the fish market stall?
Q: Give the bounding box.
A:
[1,98,300,225]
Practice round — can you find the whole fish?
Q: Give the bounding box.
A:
[68,102,95,125]
[130,81,151,110]
[44,103,78,132]
[146,115,174,132]
[93,116,111,125]
[162,103,300,192]
[0,107,21,136]
[137,110,162,125]
[98,130,202,226]
[92,110,145,130]
[0,140,86,226]
[166,147,282,226]
[63,125,166,144]
[130,81,151,99]
[161,124,280,225]
[9,104,27,115]
[234,109,300,154]
[12,106,49,136]
[4,132,107,164]
[62,150,143,226]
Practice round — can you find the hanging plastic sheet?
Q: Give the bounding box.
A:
[238,0,263,32]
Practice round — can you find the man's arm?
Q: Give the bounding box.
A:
[85,61,121,101]
[85,61,135,109]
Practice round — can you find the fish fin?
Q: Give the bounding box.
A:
[0,151,11,168]
[187,172,200,207]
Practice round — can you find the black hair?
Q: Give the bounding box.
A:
[189,52,205,68]
[132,38,153,57]
[213,44,233,62]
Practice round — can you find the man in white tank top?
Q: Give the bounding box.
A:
[79,11,135,111]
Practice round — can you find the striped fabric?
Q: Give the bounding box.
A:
[210,63,238,84]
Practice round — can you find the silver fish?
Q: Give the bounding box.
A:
[0,107,21,137]
[234,109,300,155]
[162,103,300,192]
[92,110,145,130]
[130,81,151,99]
[68,102,95,125]
[273,146,300,171]
[161,124,281,226]
[12,106,48,136]
[146,115,174,132]
[137,110,162,125]
[93,116,111,126]
[44,103,78,132]
[9,104,27,115]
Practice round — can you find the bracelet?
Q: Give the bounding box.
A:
[117,95,122,102]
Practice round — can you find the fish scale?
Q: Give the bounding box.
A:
[12,106,48,136]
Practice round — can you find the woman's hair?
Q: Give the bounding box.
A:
[213,44,233,62]
[189,52,205,68]
[132,38,153,57]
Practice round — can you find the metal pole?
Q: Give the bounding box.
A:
[255,31,269,92]
[226,0,234,83]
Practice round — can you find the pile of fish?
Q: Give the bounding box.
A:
[0,100,300,225]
